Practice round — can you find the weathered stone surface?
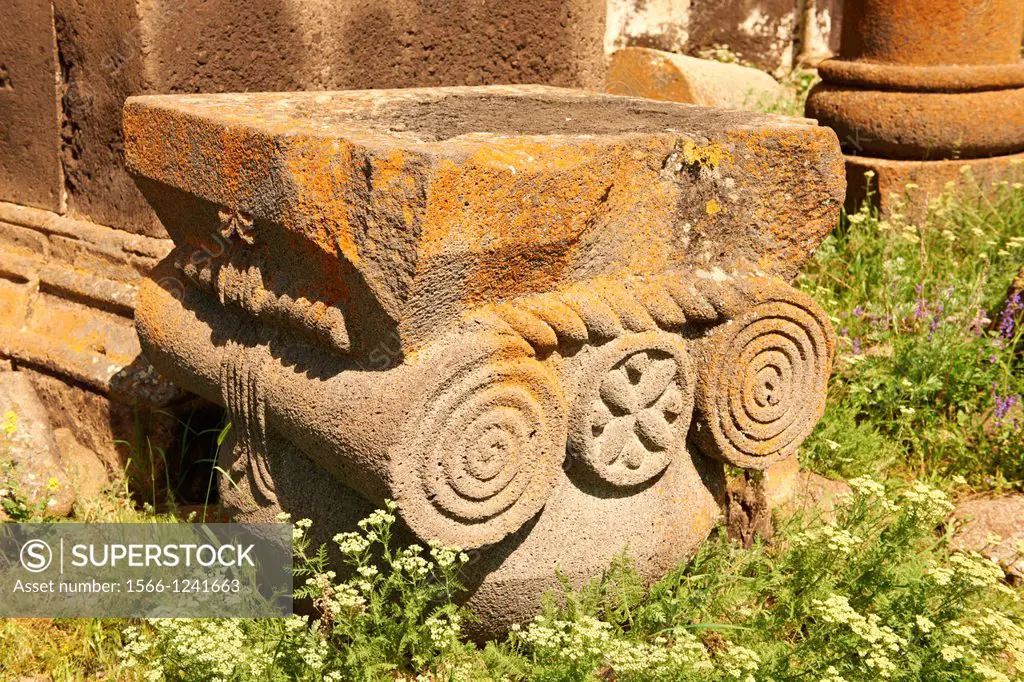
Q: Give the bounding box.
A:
[0,371,75,517]
[0,0,63,212]
[761,455,801,508]
[687,0,800,73]
[778,471,851,518]
[126,85,843,633]
[0,201,176,396]
[836,0,1023,67]
[806,0,1024,213]
[807,85,1024,161]
[606,47,784,110]
[605,0,843,76]
[726,471,773,548]
[20,367,180,504]
[0,197,189,503]
[54,427,110,500]
[952,496,1024,582]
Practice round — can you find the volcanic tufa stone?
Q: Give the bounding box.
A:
[124,85,844,635]
[806,0,1024,214]
[952,496,1024,582]
[605,47,784,111]
[54,427,110,501]
[0,371,75,517]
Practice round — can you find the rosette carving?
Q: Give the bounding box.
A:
[569,332,695,487]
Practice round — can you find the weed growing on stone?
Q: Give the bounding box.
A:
[798,174,1024,487]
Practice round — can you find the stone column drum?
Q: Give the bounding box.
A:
[807,0,1024,213]
[123,85,844,634]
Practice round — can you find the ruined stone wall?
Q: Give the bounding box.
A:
[48,0,609,237]
[0,0,610,480]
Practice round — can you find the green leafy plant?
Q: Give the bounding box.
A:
[798,171,1024,485]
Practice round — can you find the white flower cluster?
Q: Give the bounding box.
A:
[939,609,1024,682]
[915,615,935,634]
[394,545,431,578]
[514,615,737,677]
[977,607,1024,670]
[294,629,332,671]
[715,643,760,681]
[819,665,848,682]
[327,581,367,615]
[900,482,954,521]
[425,613,463,648]
[333,531,370,555]
[812,595,906,678]
[120,619,270,681]
[948,552,1004,589]
[428,540,469,569]
[845,476,897,510]
[847,476,885,497]
[793,523,863,555]
[292,517,312,541]
[357,505,397,532]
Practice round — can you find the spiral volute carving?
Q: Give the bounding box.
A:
[692,283,835,469]
[398,353,568,549]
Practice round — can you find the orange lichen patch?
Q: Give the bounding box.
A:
[25,293,139,365]
[806,85,1024,160]
[278,136,361,264]
[125,86,845,352]
[681,140,732,169]
[606,48,699,103]
[725,126,844,276]
[420,139,606,259]
[419,135,684,309]
[839,0,1023,67]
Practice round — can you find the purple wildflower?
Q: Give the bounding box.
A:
[994,393,1021,422]
[997,291,1022,340]
[852,338,862,355]
[852,305,865,317]
[929,301,945,335]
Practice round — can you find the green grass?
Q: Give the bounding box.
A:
[112,480,1024,681]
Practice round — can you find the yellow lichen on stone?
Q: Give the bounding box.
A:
[706,199,722,215]
[682,139,732,169]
